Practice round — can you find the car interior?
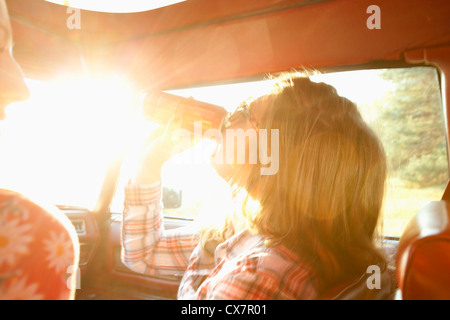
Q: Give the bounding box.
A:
[2,0,450,300]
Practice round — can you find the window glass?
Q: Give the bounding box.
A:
[0,77,137,210]
[112,67,448,238]
[312,67,447,236]
[1,67,446,238]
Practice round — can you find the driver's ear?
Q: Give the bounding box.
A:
[0,0,30,108]
[0,45,30,104]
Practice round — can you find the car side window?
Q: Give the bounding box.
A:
[112,66,448,238]
[313,67,447,237]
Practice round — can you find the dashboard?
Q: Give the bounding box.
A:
[60,207,184,299]
[61,207,100,272]
[61,206,399,300]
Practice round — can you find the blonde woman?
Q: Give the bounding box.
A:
[121,74,389,299]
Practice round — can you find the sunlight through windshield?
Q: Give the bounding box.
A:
[0,68,446,237]
[0,77,137,209]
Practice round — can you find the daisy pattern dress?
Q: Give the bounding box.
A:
[0,189,79,300]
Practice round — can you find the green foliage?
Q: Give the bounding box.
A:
[374,67,448,187]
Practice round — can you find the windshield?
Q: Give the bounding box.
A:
[0,67,447,238]
[0,77,137,209]
[113,66,449,238]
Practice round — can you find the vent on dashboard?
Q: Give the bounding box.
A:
[71,219,86,235]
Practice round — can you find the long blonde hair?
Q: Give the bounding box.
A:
[202,73,387,289]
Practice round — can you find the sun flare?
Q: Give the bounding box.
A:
[0,76,139,209]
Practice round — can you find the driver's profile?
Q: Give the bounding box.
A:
[0,0,79,300]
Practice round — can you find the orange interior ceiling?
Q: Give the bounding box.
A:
[6,0,450,91]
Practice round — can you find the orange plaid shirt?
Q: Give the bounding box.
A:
[121,182,319,300]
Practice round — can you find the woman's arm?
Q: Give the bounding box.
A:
[121,181,200,276]
[121,115,202,276]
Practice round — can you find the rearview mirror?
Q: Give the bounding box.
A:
[162,187,182,209]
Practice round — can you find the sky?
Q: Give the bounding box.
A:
[45,0,186,13]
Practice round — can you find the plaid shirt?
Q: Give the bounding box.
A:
[121,182,318,300]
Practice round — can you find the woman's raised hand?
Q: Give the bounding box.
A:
[133,114,186,184]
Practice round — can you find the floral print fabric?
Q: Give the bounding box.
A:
[0,189,79,300]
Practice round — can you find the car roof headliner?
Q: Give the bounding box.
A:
[6,0,450,91]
